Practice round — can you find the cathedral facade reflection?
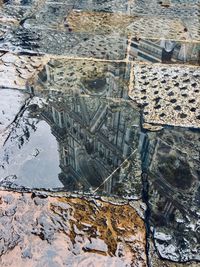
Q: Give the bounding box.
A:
[40,92,141,194]
[130,38,200,65]
[28,59,200,258]
[32,59,142,195]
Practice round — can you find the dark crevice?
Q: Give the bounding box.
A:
[3,94,32,147]
[139,112,151,267]
[141,172,151,267]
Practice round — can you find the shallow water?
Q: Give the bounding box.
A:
[0,0,199,265]
[0,91,142,198]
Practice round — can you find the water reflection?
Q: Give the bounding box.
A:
[130,38,200,65]
[3,0,33,4]
[0,87,199,260]
[141,127,200,261]
[41,91,142,197]
[0,91,142,197]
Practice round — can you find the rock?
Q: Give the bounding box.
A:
[21,246,32,259]
[142,123,164,131]
[34,196,47,206]
[3,194,14,204]
[0,191,147,267]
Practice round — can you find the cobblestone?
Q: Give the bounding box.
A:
[129,63,200,128]
[0,0,199,266]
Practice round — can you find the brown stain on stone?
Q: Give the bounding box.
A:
[0,191,147,266]
[51,197,146,261]
[67,11,135,35]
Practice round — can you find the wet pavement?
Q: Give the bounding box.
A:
[0,0,200,266]
[0,191,147,267]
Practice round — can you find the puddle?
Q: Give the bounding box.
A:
[0,89,29,133]
[0,87,199,261]
[0,0,199,264]
[143,126,200,262]
[0,117,63,189]
[0,91,142,198]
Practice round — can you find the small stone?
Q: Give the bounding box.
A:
[5,205,17,216]
[142,123,163,131]
[21,247,32,259]
[3,194,15,204]
[34,196,47,206]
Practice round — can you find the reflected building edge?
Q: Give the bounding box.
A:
[18,56,200,259]
[141,127,200,261]
[130,38,200,65]
[145,128,200,221]
[32,59,142,196]
[40,93,142,196]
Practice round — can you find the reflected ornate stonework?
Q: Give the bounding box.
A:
[0,0,199,265]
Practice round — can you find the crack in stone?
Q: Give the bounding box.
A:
[2,95,32,147]
[92,149,137,194]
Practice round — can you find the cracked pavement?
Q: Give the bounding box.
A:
[0,0,200,266]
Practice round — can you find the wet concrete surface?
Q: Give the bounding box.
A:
[0,0,199,266]
[0,87,199,264]
[0,190,147,267]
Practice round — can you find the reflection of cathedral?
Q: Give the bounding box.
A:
[32,59,142,194]
[41,92,140,193]
[141,128,200,224]
[30,57,200,209]
[130,38,199,64]
[38,59,129,99]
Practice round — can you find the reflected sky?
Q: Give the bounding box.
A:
[0,119,62,188]
[0,0,199,263]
